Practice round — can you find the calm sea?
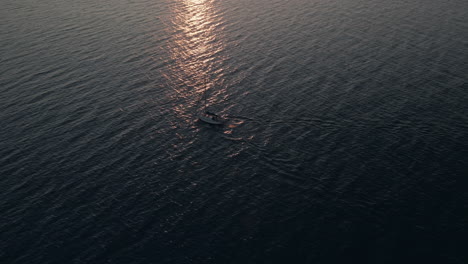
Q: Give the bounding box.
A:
[1,0,467,263]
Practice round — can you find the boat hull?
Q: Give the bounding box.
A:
[199,115,223,125]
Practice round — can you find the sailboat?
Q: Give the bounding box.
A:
[199,111,224,125]
[198,85,224,125]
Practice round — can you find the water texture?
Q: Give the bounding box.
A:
[1,0,467,263]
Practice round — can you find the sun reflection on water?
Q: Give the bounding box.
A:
[163,0,228,125]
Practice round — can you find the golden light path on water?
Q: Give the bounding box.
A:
[164,0,230,126]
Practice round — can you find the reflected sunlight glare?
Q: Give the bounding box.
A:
[162,0,228,125]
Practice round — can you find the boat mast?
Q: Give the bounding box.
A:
[204,85,207,111]
[203,79,208,112]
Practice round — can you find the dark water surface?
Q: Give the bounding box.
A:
[1,0,467,263]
